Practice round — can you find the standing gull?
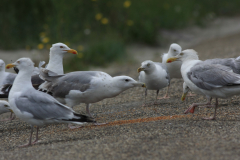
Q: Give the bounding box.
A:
[181,57,240,106]
[137,60,170,105]
[38,42,77,91]
[167,49,240,120]
[39,68,146,124]
[1,43,77,95]
[7,58,94,147]
[162,43,182,98]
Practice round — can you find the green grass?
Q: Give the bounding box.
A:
[1,0,240,70]
[64,39,125,72]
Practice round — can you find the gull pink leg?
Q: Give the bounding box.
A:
[19,125,34,147]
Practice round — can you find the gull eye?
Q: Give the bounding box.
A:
[60,46,64,48]
[147,63,150,67]
[17,61,20,64]
[180,52,184,55]
[125,79,129,82]
[174,49,176,52]
[4,105,8,107]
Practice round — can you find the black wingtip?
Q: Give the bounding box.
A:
[0,84,12,97]
[71,113,96,123]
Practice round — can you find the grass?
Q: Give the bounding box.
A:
[1,0,240,70]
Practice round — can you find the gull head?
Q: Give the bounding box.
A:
[166,49,198,63]
[137,60,155,73]
[168,43,182,56]
[50,43,78,55]
[113,76,146,90]
[181,82,190,101]
[0,100,12,114]
[6,58,34,72]
[0,59,5,71]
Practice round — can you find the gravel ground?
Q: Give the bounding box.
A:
[1,18,240,159]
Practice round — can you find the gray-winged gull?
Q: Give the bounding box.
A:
[161,43,182,98]
[6,58,94,147]
[137,60,170,105]
[181,56,240,108]
[0,100,15,121]
[167,49,240,119]
[2,43,77,96]
[39,68,146,124]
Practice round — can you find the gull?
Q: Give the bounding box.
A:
[39,68,146,124]
[137,60,170,105]
[14,61,46,76]
[167,49,240,120]
[7,58,94,147]
[2,43,77,95]
[0,100,15,121]
[181,57,240,108]
[38,42,77,91]
[0,59,16,98]
[161,43,182,98]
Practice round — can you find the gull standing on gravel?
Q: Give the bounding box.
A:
[7,58,94,147]
[181,57,240,104]
[167,49,240,120]
[39,68,146,124]
[0,100,15,121]
[137,60,170,105]
[162,43,182,98]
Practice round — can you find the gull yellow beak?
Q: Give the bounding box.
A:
[166,57,178,63]
[181,93,187,101]
[137,67,144,73]
[142,83,146,88]
[6,63,16,69]
[9,109,13,113]
[65,49,78,54]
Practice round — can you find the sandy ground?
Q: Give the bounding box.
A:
[1,17,240,159]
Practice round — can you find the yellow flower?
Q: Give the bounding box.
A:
[95,13,102,20]
[37,44,44,50]
[78,45,84,51]
[77,53,84,58]
[25,45,31,50]
[127,20,134,26]
[42,37,50,43]
[101,18,108,24]
[123,1,131,8]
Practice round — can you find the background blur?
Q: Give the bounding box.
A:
[1,0,240,70]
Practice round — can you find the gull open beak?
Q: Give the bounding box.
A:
[6,63,16,69]
[166,57,178,63]
[181,93,187,101]
[65,49,78,54]
[137,67,144,73]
